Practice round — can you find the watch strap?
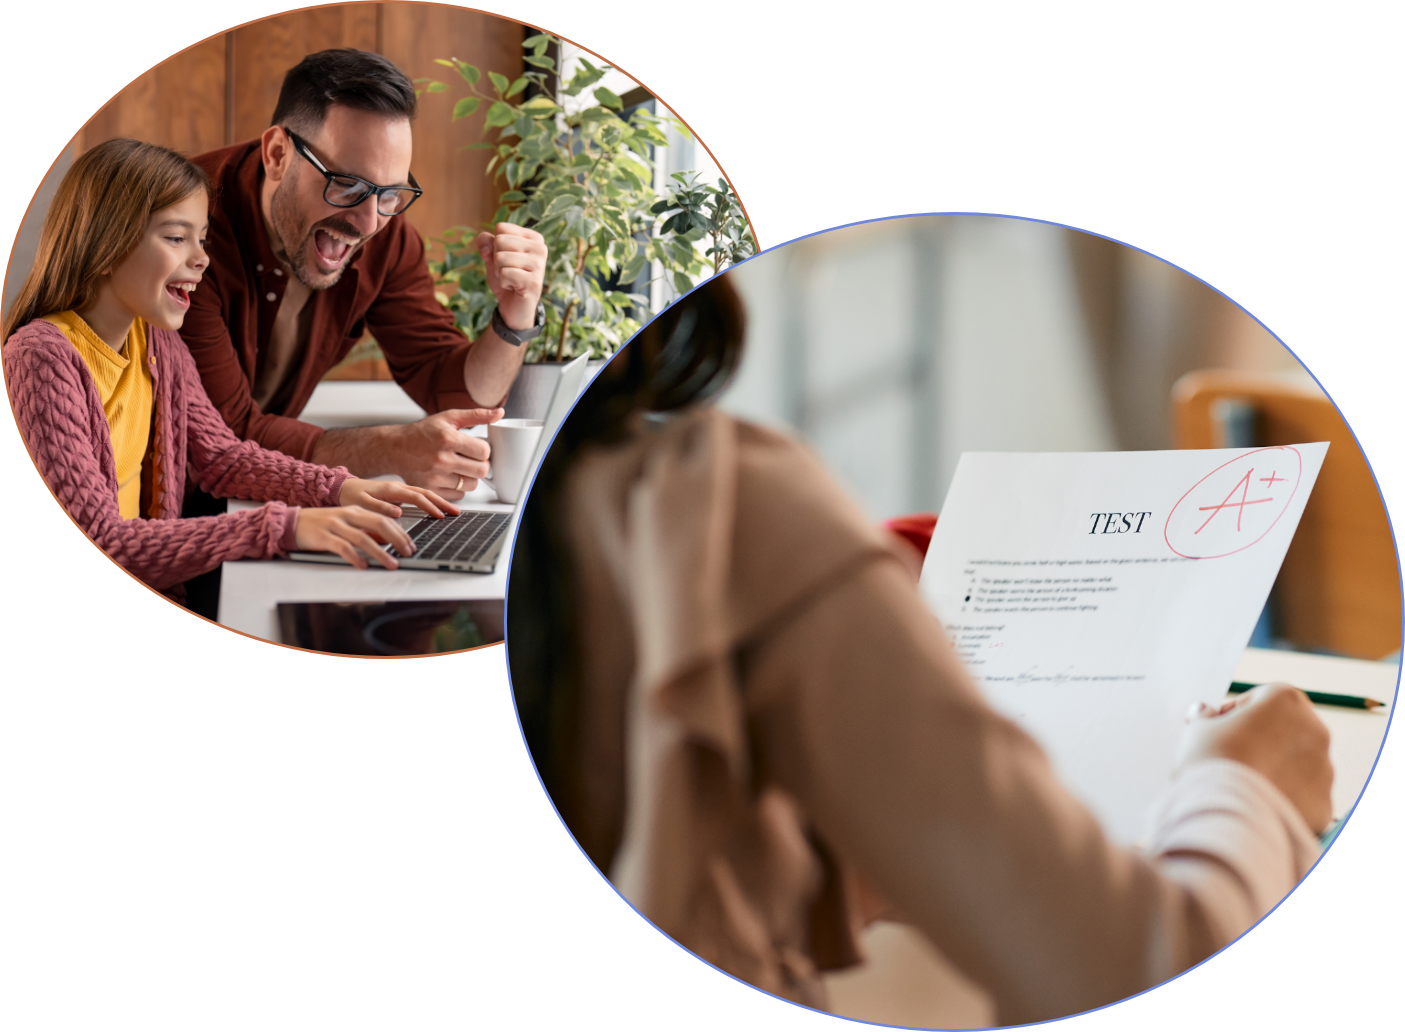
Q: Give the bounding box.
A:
[491,302,547,347]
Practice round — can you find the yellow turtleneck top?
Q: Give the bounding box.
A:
[41,311,153,519]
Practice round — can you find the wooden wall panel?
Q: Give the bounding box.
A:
[230,3,380,141]
[62,3,526,379]
[380,4,525,245]
[77,34,228,155]
[72,3,523,239]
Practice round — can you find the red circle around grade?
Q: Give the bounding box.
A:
[1163,446,1303,559]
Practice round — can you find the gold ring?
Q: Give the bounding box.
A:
[456,475,464,492]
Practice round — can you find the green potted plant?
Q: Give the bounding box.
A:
[418,34,755,413]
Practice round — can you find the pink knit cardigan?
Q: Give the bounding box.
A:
[4,319,351,592]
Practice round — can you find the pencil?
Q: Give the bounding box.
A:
[1228,681,1388,710]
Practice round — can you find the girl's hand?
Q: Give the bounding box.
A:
[1175,682,1334,833]
[293,505,418,570]
[338,478,460,519]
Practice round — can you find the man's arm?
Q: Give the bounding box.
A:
[361,221,541,413]
[460,222,548,404]
[310,408,499,498]
[322,222,544,497]
[460,323,529,409]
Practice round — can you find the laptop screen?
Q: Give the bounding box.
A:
[519,351,591,503]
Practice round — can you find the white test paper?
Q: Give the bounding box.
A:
[918,444,1329,842]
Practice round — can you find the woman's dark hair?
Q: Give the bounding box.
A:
[270,49,417,134]
[507,275,747,820]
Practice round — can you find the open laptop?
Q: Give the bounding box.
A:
[289,353,590,574]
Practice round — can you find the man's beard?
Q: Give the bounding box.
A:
[269,169,364,290]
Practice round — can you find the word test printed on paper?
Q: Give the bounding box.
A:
[919,444,1328,841]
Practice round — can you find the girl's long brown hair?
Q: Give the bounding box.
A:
[2,138,211,342]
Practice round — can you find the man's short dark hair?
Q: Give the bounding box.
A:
[271,49,417,134]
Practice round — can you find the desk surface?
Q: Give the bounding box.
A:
[221,374,611,645]
[298,380,427,429]
[219,375,596,645]
[219,483,513,644]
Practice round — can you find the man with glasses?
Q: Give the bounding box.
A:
[183,48,546,502]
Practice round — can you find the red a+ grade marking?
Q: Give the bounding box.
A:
[1261,470,1286,487]
[1195,468,1275,534]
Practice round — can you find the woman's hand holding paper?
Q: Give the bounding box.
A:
[1177,683,1335,833]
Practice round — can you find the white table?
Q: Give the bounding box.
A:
[217,371,597,643]
[825,647,1399,1029]
[297,380,428,428]
[218,381,503,643]
[218,482,513,643]
[223,371,600,643]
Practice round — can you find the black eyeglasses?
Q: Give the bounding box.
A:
[282,127,422,216]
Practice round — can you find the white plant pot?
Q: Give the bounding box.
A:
[504,359,607,419]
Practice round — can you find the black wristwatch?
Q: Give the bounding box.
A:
[491,301,547,347]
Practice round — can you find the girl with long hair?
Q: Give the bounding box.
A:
[507,274,1332,1023]
[4,138,455,598]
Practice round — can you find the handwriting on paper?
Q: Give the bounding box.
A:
[1164,446,1303,559]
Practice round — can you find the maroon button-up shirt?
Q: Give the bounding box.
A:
[182,140,479,460]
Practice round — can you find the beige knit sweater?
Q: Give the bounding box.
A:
[555,407,1319,1025]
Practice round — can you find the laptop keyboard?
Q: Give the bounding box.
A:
[391,511,510,565]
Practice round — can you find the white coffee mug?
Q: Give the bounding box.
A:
[481,418,544,504]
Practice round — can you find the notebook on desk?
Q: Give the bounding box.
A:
[288,353,590,574]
